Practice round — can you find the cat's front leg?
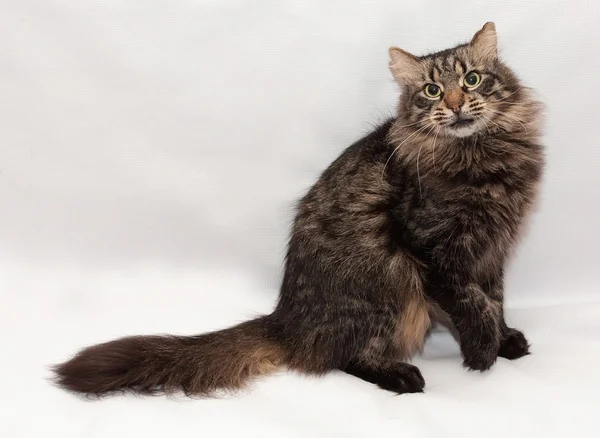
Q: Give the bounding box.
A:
[429,283,502,371]
[483,270,531,360]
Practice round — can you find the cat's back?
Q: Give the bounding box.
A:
[289,118,398,257]
[301,118,395,204]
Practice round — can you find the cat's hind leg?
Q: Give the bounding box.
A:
[339,319,427,394]
[342,360,425,394]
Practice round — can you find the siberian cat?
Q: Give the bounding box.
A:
[54,23,543,396]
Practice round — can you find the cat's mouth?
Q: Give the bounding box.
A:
[449,118,475,129]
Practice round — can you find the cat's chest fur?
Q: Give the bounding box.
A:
[400,156,538,272]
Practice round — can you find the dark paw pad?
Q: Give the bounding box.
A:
[377,363,425,394]
[498,329,530,360]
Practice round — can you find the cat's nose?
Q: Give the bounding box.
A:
[450,104,463,113]
[444,89,465,114]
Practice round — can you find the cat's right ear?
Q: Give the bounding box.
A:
[388,47,420,83]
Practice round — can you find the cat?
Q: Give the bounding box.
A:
[53,22,544,396]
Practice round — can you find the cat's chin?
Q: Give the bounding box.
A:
[446,124,480,138]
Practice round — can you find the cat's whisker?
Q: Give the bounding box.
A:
[416,124,437,197]
[395,119,428,129]
[417,124,435,198]
[474,114,492,136]
[416,142,425,198]
[494,101,526,106]
[476,112,501,132]
[432,126,441,172]
[493,87,522,103]
[484,108,530,134]
[479,113,502,131]
[381,124,431,180]
[486,104,529,115]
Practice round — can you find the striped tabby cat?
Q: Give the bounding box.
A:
[54,23,543,396]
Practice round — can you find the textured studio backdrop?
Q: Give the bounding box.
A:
[1,1,599,438]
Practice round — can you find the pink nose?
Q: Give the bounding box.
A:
[450,104,462,113]
[444,89,465,113]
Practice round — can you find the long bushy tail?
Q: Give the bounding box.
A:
[53,316,287,396]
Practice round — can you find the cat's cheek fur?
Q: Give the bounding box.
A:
[414,95,434,110]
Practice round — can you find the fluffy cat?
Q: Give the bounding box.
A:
[54,22,543,396]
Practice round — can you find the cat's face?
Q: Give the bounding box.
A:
[389,23,522,138]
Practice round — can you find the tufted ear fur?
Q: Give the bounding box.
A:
[388,47,421,83]
[470,22,498,61]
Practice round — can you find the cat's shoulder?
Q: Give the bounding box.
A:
[330,118,396,169]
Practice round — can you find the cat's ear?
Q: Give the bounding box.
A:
[469,22,498,60]
[388,47,421,83]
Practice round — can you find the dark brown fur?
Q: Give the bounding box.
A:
[53,23,543,396]
[55,317,286,396]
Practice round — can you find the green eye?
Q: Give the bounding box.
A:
[424,84,441,98]
[464,71,481,88]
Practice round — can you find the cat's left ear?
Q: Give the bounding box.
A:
[470,22,498,61]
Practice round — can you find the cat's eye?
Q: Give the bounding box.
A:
[464,71,481,88]
[424,84,441,98]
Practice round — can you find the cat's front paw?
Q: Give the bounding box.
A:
[498,328,530,360]
[462,347,497,371]
[461,333,500,372]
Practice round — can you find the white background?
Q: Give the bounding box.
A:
[1,1,599,437]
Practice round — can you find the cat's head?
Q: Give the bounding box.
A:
[389,23,530,138]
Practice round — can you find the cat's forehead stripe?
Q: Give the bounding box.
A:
[455,58,467,75]
[423,53,474,84]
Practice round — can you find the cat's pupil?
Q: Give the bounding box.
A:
[465,73,478,86]
[426,84,440,96]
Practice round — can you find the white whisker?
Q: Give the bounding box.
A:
[395,119,428,129]
[381,124,430,180]
[494,87,522,102]
[431,126,441,172]
[485,107,529,134]
[475,114,492,136]
[479,113,502,131]
[416,142,424,198]
[416,124,436,198]
[494,101,526,106]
